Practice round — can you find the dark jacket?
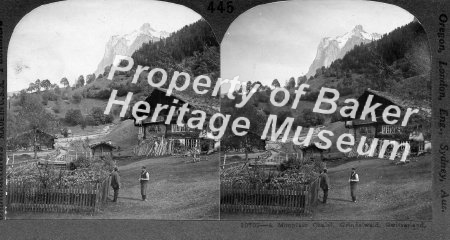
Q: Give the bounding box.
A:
[111,171,121,189]
[319,172,330,190]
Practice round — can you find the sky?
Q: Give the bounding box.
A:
[221,0,415,87]
[7,0,202,92]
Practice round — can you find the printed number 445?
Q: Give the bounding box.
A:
[208,1,234,13]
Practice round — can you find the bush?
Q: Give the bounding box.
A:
[91,88,112,99]
[71,92,82,103]
[52,105,61,113]
[255,92,269,103]
[277,110,292,126]
[330,111,343,123]
[61,128,69,137]
[65,109,83,126]
[302,91,320,101]
[42,91,58,102]
[300,109,324,127]
[89,107,114,125]
[73,156,90,168]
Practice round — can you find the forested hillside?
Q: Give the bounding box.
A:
[7,19,220,144]
[311,20,430,104]
[221,20,431,151]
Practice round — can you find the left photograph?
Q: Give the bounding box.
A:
[6,0,220,219]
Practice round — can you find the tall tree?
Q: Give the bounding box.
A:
[76,75,85,88]
[15,92,56,158]
[60,77,69,88]
[297,76,307,86]
[246,81,252,93]
[41,79,51,91]
[286,77,296,90]
[86,74,96,85]
[34,79,41,92]
[271,79,280,88]
[27,83,36,93]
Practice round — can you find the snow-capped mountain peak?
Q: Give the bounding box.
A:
[95,23,170,75]
[306,25,381,77]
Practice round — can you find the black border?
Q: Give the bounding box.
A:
[0,0,449,239]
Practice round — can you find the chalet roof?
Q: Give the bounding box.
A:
[365,89,431,118]
[89,141,117,149]
[153,88,219,116]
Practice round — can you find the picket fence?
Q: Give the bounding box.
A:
[220,178,320,215]
[6,176,111,213]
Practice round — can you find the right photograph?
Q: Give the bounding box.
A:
[220,0,431,220]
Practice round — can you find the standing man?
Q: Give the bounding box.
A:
[110,167,121,202]
[139,166,150,201]
[349,167,359,202]
[319,169,330,203]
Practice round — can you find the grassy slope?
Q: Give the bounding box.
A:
[100,119,139,157]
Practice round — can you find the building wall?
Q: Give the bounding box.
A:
[144,124,167,139]
[92,146,113,157]
[354,125,377,139]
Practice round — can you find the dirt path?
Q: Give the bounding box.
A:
[222,156,432,220]
[98,155,219,219]
[8,154,220,220]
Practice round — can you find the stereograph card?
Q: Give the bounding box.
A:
[0,0,449,239]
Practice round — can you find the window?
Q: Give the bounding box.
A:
[381,125,400,134]
[359,126,374,136]
[185,138,199,148]
[147,125,162,133]
[171,124,188,132]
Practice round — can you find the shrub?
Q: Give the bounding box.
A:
[73,156,90,168]
[302,90,320,101]
[277,110,292,126]
[42,91,58,102]
[89,107,114,125]
[52,105,61,113]
[300,109,324,127]
[61,128,69,137]
[330,111,343,123]
[71,92,82,103]
[94,89,112,99]
[65,109,83,126]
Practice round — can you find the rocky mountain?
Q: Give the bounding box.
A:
[306,25,381,77]
[95,23,169,75]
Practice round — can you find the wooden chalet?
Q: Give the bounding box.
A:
[90,141,117,158]
[134,88,219,156]
[345,88,431,155]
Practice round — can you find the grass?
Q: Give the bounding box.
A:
[101,119,138,155]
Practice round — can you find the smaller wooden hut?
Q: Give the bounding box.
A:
[90,141,116,158]
[299,144,324,162]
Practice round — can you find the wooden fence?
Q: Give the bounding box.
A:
[6,176,111,213]
[133,137,170,157]
[220,177,320,215]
